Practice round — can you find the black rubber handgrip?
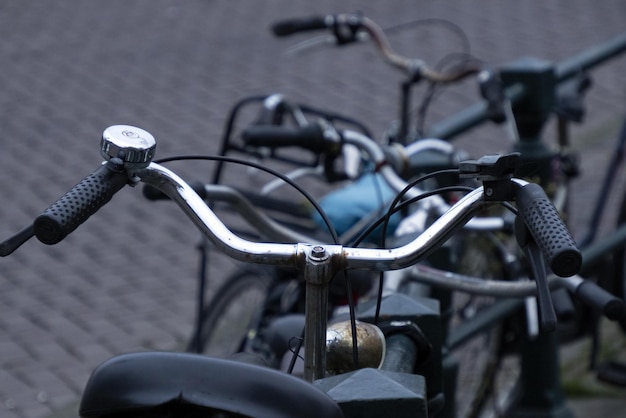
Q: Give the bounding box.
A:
[516,183,582,277]
[576,281,626,321]
[33,162,128,245]
[241,124,327,153]
[271,16,329,37]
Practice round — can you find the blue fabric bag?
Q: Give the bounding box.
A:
[313,172,402,243]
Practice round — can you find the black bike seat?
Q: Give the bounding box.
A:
[79,351,344,418]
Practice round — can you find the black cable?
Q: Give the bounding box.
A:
[382,18,483,139]
[350,169,461,247]
[362,168,462,324]
[212,96,374,372]
[155,154,365,373]
[354,167,518,324]
[155,154,341,245]
[287,335,305,374]
[383,18,472,57]
[212,95,268,185]
[416,54,485,137]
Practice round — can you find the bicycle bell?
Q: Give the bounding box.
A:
[100,125,156,169]
[326,320,386,376]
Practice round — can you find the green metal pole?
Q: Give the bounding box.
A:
[500,57,559,187]
[507,330,573,418]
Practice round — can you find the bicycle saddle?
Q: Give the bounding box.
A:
[79,351,344,418]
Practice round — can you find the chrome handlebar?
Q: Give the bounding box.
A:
[138,160,491,272]
[136,158,499,381]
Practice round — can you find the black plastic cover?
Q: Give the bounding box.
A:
[79,351,344,418]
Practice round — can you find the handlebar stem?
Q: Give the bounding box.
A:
[302,245,340,381]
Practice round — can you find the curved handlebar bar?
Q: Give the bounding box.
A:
[272,13,482,82]
[32,157,578,278]
[140,161,621,321]
[30,126,580,279]
[144,181,317,244]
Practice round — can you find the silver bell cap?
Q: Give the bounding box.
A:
[100,125,156,169]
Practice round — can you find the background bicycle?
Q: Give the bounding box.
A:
[1,1,625,418]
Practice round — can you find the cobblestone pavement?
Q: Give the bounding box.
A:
[0,1,625,417]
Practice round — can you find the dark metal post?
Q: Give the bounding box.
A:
[498,59,573,417]
[507,330,573,418]
[500,58,559,187]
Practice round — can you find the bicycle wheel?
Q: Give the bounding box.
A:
[442,231,520,418]
[196,266,274,358]
[613,190,626,333]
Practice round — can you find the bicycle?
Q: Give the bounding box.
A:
[167,16,513,415]
[208,12,626,412]
[419,24,626,387]
[270,5,626,396]
[381,16,626,412]
[140,12,624,414]
[2,120,623,416]
[0,9,620,418]
[159,12,476,356]
[1,5,624,418]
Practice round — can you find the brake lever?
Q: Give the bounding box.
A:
[515,215,558,332]
[0,224,34,257]
[331,13,363,45]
